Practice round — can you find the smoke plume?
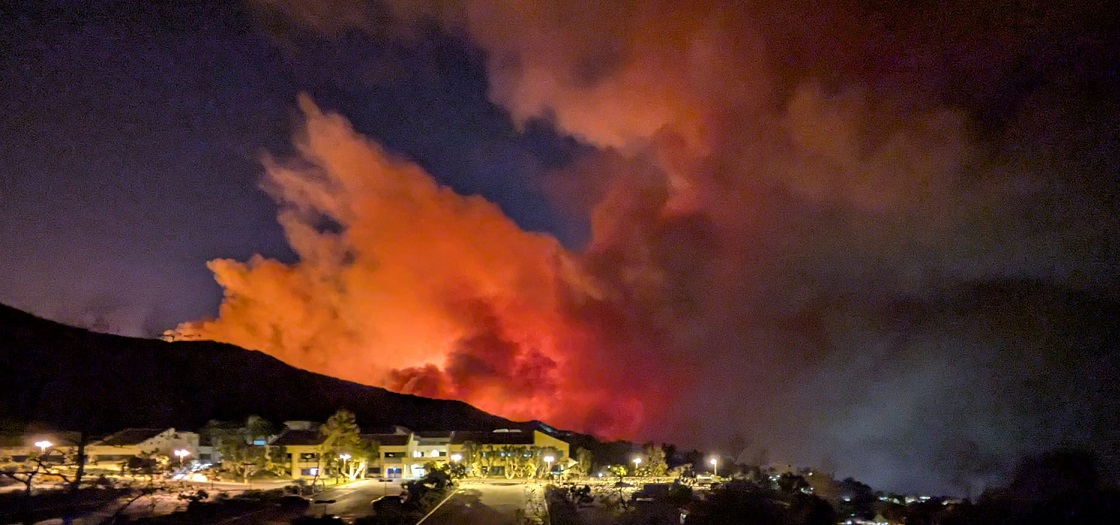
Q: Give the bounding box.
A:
[181,0,1120,492]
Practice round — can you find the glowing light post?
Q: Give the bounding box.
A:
[339,453,351,481]
[450,452,463,479]
[710,457,718,478]
[34,440,52,455]
[632,456,642,479]
[174,449,190,467]
[544,455,555,480]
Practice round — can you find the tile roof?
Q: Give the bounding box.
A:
[361,425,410,435]
[450,430,535,446]
[0,432,81,448]
[364,433,410,447]
[270,429,326,446]
[413,431,452,439]
[95,428,167,446]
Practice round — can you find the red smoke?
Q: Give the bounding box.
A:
[184,0,1103,451]
[177,96,669,437]
[179,0,974,439]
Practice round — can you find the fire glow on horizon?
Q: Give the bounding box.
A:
[178,0,975,438]
[176,96,666,437]
[173,2,1119,492]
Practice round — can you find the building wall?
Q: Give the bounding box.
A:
[86,444,143,469]
[533,431,570,461]
[146,429,199,458]
[0,445,73,468]
[377,442,411,479]
[85,429,199,470]
[283,435,443,480]
[285,445,321,479]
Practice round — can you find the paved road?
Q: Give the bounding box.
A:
[186,479,291,493]
[419,482,542,525]
[306,479,406,521]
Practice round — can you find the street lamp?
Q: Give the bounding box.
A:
[450,453,462,462]
[544,455,555,478]
[710,457,718,478]
[34,440,52,455]
[632,456,642,477]
[339,453,351,479]
[174,449,190,467]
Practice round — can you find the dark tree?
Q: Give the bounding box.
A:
[837,477,876,519]
[788,494,837,525]
[685,483,786,525]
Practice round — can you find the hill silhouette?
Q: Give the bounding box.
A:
[0,303,516,434]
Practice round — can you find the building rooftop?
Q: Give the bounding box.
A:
[94,428,168,446]
[450,430,535,446]
[413,431,453,445]
[362,425,410,435]
[0,431,81,448]
[270,429,326,446]
[364,433,410,447]
[413,430,453,439]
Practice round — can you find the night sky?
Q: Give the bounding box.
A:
[3,0,1119,494]
[1,0,581,334]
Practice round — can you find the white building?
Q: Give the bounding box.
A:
[87,428,198,470]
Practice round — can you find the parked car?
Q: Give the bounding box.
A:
[278,494,311,510]
[632,483,671,502]
[371,494,406,514]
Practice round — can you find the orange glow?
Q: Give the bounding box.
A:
[184,1,977,442]
[177,96,661,437]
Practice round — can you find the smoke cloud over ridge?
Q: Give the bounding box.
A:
[181,0,1120,492]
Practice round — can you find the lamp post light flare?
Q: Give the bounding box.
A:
[451,453,462,462]
[174,449,190,467]
[632,456,642,478]
[710,457,718,478]
[339,453,351,479]
[34,440,52,455]
[544,454,555,478]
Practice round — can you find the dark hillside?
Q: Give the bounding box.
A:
[0,304,515,434]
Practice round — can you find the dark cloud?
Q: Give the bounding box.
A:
[201,0,1120,494]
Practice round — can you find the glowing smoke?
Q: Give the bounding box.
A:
[180,0,1120,492]
[178,96,663,436]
